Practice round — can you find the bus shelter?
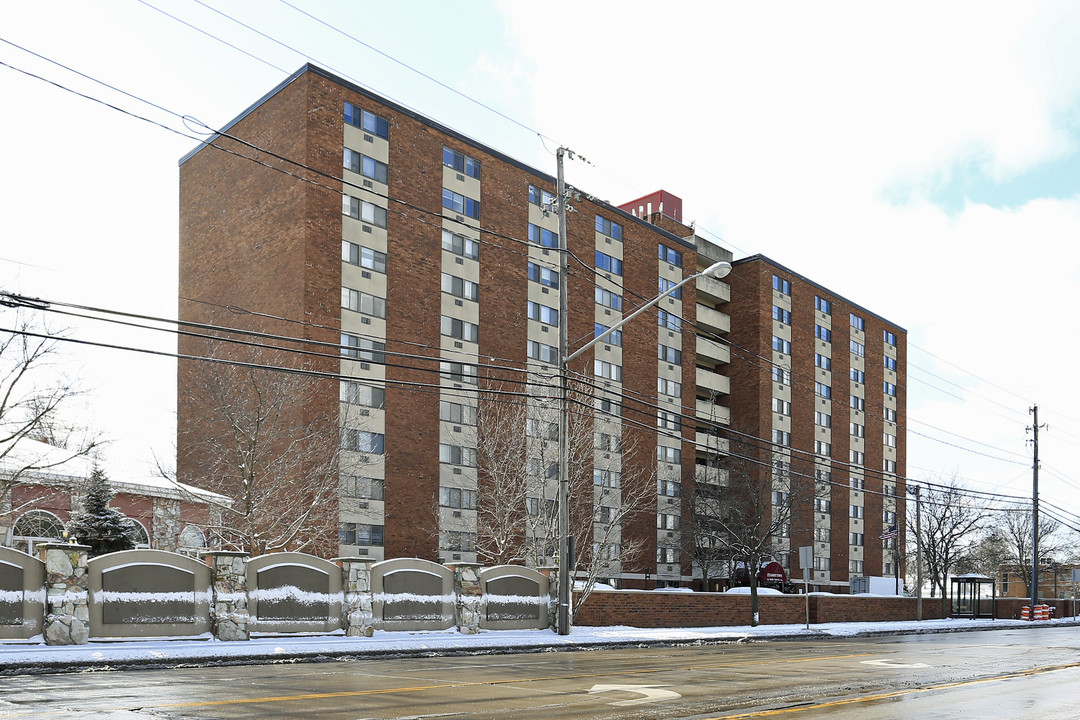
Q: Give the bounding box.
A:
[950,574,995,618]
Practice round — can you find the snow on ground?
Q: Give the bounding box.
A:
[2,616,1074,673]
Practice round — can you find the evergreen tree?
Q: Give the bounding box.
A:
[65,466,138,556]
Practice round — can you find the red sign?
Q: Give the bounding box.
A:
[758,561,787,584]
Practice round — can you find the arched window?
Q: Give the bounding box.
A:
[128,519,150,548]
[11,510,65,554]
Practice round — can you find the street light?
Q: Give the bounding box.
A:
[553,242,732,634]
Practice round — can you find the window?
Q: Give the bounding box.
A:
[344,149,388,183]
[773,274,791,295]
[595,215,623,240]
[657,410,680,431]
[883,407,897,422]
[596,251,624,276]
[593,469,621,488]
[344,430,385,454]
[342,288,386,318]
[884,381,897,397]
[340,522,385,546]
[527,340,558,365]
[851,476,865,490]
[528,301,559,326]
[528,184,555,207]
[658,244,682,266]
[815,382,832,399]
[442,188,480,219]
[815,325,832,342]
[596,432,622,452]
[440,401,477,425]
[772,398,791,415]
[850,368,865,383]
[340,382,385,408]
[883,510,897,524]
[815,296,832,315]
[657,377,682,398]
[657,310,681,332]
[594,360,622,381]
[658,343,682,365]
[850,422,865,438]
[884,433,897,448]
[658,513,680,530]
[815,527,831,543]
[772,336,792,354]
[883,537,896,550]
[774,458,790,477]
[658,277,682,299]
[658,478,680,497]
[342,241,387,272]
[815,440,831,455]
[814,497,831,513]
[815,353,831,370]
[341,334,385,363]
[526,418,558,440]
[440,486,478,509]
[884,356,898,371]
[595,287,623,311]
[884,459,897,473]
[850,532,865,546]
[815,411,831,428]
[814,557,831,571]
[884,330,897,345]
[850,395,866,411]
[344,103,388,138]
[342,195,387,227]
[528,223,559,248]
[658,547,679,564]
[341,476,384,500]
[772,490,789,506]
[528,459,559,479]
[773,429,791,447]
[657,445,680,464]
[772,305,791,324]
[851,450,865,465]
[440,361,478,385]
[442,274,479,302]
[850,340,866,357]
[595,324,622,346]
[440,443,477,467]
[442,229,479,259]
[772,367,791,385]
[850,313,865,331]
[527,262,559,288]
[442,530,477,552]
[850,560,865,574]
[442,146,480,178]
[596,396,622,416]
[441,316,479,343]
[850,504,864,519]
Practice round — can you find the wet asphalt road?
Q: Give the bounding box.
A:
[2,625,1079,719]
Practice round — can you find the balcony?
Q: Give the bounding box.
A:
[696,431,729,457]
[696,398,730,426]
[696,304,730,334]
[696,273,730,303]
[696,335,730,366]
[695,464,728,486]
[696,366,730,396]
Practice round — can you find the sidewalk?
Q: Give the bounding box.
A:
[3,617,1069,674]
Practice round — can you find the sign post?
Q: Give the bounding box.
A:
[799,546,813,630]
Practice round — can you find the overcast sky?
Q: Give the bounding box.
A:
[1,2,1078,525]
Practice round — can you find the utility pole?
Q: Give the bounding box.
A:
[914,485,922,621]
[1027,405,1046,615]
[556,147,571,635]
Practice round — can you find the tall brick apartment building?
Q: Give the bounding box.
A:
[725,257,907,591]
[177,64,904,590]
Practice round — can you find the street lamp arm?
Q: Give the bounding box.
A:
[564,260,731,364]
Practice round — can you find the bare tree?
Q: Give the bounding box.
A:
[696,434,798,626]
[466,383,654,613]
[913,476,990,615]
[173,346,363,556]
[0,304,101,525]
[686,462,737,592]
[993,509,1066,597]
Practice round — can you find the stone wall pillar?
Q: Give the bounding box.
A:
[206,551,249,641]
[449,563,483,634]
[336,557,375,637]
[39,542,90,645]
